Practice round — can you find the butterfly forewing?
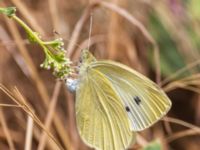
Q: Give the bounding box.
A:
[90,60,172,131]
[76,67,136,150]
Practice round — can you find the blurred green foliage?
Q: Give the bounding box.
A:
[148,13,186,76]
[188,0,200,19]
[148,0,200,78]
[141,140,162,150]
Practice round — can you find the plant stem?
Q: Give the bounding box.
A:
[11,15,42,44]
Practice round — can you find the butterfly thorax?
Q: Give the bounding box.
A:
[79,49,96,75]
[66,50,96,92]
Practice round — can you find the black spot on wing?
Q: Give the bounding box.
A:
[125,106,130,112]
[134,96,141,106]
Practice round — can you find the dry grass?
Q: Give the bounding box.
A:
[0,0,200,150]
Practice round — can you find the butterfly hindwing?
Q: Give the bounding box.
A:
[90,60,172,131]
[76,67,136,150]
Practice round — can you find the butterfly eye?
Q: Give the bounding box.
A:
[133,96,141,105]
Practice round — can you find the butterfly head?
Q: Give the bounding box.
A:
[80,49,96,65]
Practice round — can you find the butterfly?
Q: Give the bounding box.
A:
[66,49,172,150]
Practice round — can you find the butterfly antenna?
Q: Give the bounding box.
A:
[87,12,93,51]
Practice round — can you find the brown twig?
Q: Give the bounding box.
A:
[0,25,30,77]
[167,129,199,142]
[0,84,64,150]
[0,109,16,150]
[136,134,149,147]
[100,1,161,84]
[161,59,200,86]
[67,2,98,57]
[73,34,105,60]
[48,0,60,32]
[37,82,61,150]
[3,3,71,149]
[163,117,200,132]
[24,115,34,150]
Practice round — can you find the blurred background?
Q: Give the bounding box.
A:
[0,0,200,150]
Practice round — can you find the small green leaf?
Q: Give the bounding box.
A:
[141,140,162,150]
[0,7,16,17]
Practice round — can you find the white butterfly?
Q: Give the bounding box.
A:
[66,50,171,150]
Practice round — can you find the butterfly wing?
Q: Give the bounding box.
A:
[90,60,172,131]
[76,67,135,150]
